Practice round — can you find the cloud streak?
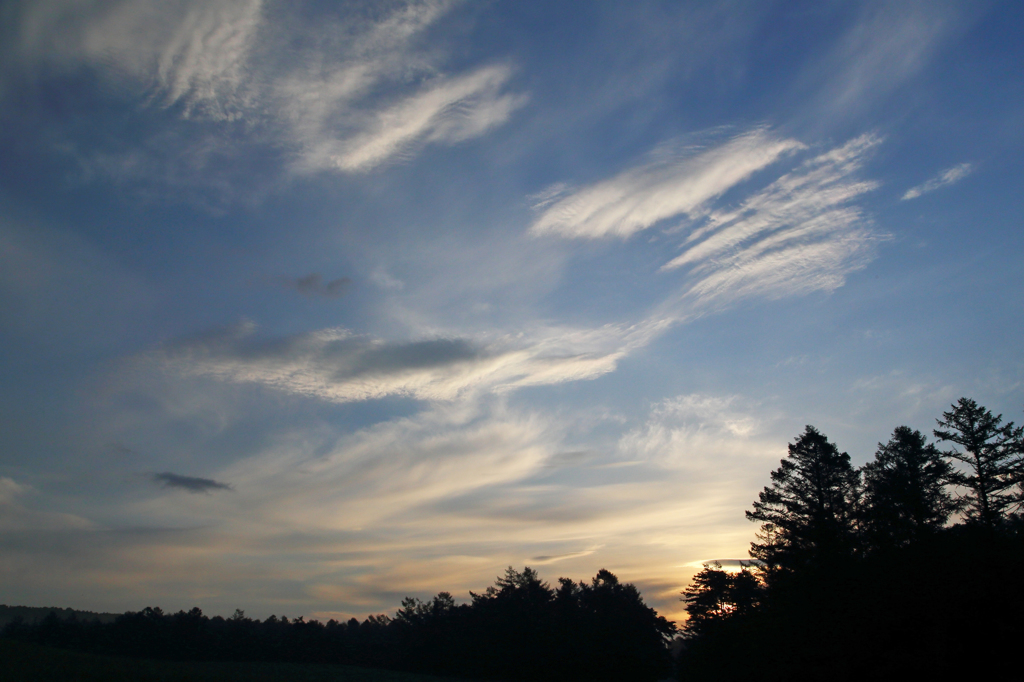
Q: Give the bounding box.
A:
[619,394,775,469]
[0,477,94,531]
[152,472,233,494]
[530,128,803,239]
[901,162,973,200]
[14,0,263,120]
[219,402,559,532]
[666,134,883,310]
[801,2,961,121]
[154,320,654,404]
[308,65,527,173]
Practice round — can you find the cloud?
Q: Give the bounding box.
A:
[530,547,601,565]
[153,319,651,404]
[13,0,263,120]
[151,472,233,494]
[305,65,528,173]
[218,401,560,532]
[7,0,526,190]
[278,273,351,298]
[619,394,778,470]
[802,2,961,120]
[0,477,94,531]
[664,134,884,310]
[73,126,284,211]
[901,162,973,200]
[108,442,138,458]
[530,128,803,239]
[532,129,884,318]
[370,268,405,292]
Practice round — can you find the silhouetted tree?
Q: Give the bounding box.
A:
[860,426,957,548]
[682,562,762,636]
[464,566,556,679]
[934,398,1023,527]
[747,426,860,571]
[575,569,676,681]
[676,413,1024,681]
[394,591,456,627]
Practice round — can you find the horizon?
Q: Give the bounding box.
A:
[1,0,1022,626]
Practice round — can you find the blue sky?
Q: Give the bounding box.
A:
[1,0,1021,623]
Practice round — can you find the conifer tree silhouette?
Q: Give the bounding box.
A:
[934,398,1023,527]
[747,426,859,571]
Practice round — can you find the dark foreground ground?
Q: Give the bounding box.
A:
[1,639,468,682]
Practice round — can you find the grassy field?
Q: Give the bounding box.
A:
[1,639,468,682]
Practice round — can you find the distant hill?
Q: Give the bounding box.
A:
[0,604,120,627]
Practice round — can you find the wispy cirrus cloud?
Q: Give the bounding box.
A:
[901,162,973,200]
[799,2,962,121]
[320,65,527,173]
[533,129,883,316]
[666,134,883,309]
[13,0,263,120]
[152,319,658,404]
[218,401,559,532]
[0,401,565,616]
[529,548,601,565]
[619,394,777,469]
[530,128,803,239]
[0,477,94,532]
[7,0,526,191]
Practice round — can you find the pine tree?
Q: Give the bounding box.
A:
[933,398,1023,528]
[860,426,957,548]
[747,426,860,570]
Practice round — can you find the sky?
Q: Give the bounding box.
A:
[0,0,1022,625]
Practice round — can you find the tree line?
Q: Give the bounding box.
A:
[1,567,675,681]
[679,397,1024,680]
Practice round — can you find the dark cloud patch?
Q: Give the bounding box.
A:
[530,553,579,563]
[152,472,233,494]
[162,323,483,379]
[279,273,351,298]
[334,339,480,380]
